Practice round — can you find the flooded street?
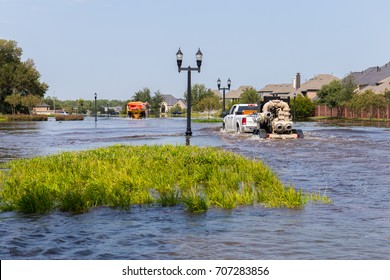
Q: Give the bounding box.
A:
[0,117,389,259]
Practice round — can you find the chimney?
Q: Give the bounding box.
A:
[294,73,301,89]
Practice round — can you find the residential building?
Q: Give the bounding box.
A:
[258,73,339,100]
[361,76,390,94]
[33,104,51,115]
[225,85,254,101]
[295,74,340,100]
[351,61,390,93]
[160,94,186,114]
[258,83,295,98]
[258,73,300,98]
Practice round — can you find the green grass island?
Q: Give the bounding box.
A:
[0,145,330,214]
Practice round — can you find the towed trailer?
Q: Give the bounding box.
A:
[252,95,304,139]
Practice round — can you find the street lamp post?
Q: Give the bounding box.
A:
[176,48,203,136]
[94,93,97,122]
[217,78,231,117]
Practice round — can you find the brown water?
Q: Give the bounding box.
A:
[0,117,389,259]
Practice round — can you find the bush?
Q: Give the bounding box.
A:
[290,95,316,118]
[6,114,48,121]
[55,114,84,121]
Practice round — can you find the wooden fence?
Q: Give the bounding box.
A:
[315,105,390,119]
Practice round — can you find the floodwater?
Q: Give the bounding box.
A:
[0,117,389,259]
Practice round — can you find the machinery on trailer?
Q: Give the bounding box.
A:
[127,102,148,119]
[252,96,303,139]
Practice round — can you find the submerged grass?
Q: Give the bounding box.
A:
[55,114,84,121]
[5,114,48,121]
[0,145,330,214]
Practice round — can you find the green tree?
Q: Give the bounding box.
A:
[350,90,386,120]
[384,90,390,120]
[384,89,390,103]
[77,98,85,114]
[150,90,164,117]
[197,95,221,118]
[4,92,22,114]
[21,94,41,115]
[317,80,341,115]
[338,74,358,116]
[290,94,316,118]
[317,75,357,117]
[0,39,48,113]
[239,87,260,104]
[132,87,152,103]
[43,96,55,111]
[184,84,214,111]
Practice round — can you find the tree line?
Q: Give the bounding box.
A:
[317,75,390,119]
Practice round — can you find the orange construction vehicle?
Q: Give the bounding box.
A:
[127,102,148,119]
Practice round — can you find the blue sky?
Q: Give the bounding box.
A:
[1,0,389,100]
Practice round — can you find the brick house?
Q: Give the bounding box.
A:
[33,104,51,115]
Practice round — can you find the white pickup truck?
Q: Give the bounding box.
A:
[223,104,258,133]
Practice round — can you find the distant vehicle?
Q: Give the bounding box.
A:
[171,111,184,116]
[127,102,148,119]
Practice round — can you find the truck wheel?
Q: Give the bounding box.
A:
[222,122,226,131]
[292,129,304,139]
[236,123,241,133]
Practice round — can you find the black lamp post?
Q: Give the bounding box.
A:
[217,78,231,117]
[176,48,203,136]
[94,92,97,122]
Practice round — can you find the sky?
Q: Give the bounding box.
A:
[1,0,389,101]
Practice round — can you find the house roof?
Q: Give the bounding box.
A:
[362,76,390,93]
[351,61,390,86]
[162,94,179,106]
[258,83,294,94]
[257,74,339,98]
[225,86,253,99]
[296,74,340,93]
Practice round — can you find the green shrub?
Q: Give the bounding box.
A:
[0,145,330,214]
[55,114,84,121]
[5,114,48,121]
